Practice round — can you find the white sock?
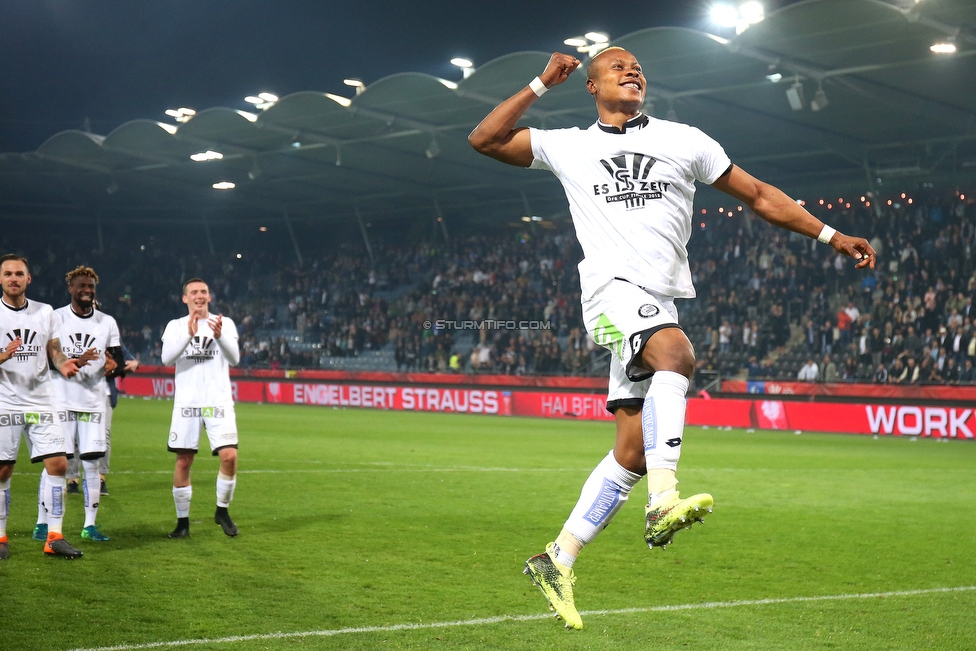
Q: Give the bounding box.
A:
[562,451,643,551]
[173,485,192,518]
[45,475,66,535]
[0,478,9,538]
[82,460,100,528]
[216,473,236,508]
[36,469,48,526]
[642,371,689,500]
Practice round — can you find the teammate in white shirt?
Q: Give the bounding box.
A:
[33,266,122,544]
[469,48,876,629]
[160,278,240,539]
[0,254,92,559]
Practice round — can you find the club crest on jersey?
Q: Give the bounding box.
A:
[66,332,97,355]
[638,304,659,318]
[4,329,41,362]
[593,152,671,210]
[186,336,218,363]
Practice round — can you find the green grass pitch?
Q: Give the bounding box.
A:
[2,398,976,650]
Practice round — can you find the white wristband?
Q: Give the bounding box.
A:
[529,76,548,97]
[817,225,837,244]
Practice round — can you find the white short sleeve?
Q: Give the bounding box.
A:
[689,127,732,185]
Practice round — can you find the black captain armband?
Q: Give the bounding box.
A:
[105,346,126,378]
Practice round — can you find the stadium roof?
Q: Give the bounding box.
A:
[2,0,975,231]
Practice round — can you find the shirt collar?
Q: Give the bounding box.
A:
[70,305,95,319]
[1,297,28,312]
[596,113,649,134]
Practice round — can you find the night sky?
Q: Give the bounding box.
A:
[0,0,800,153]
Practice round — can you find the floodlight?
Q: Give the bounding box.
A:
[565,32,611,56]
[212,181,236,190]
[739,1,764,23]
[810,85,829,111]
[190,150,223,162]
[786,81,804,111]
[164,107,196,123]
[343,78,366,95]
[710,4,739,28]
[931,42,957,54]
[245,93,277,110]
[450,57,475,78]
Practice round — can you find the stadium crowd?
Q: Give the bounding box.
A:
[6,188,975,384]
[689,188,976,384]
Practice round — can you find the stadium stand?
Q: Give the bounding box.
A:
[5,187,975,385]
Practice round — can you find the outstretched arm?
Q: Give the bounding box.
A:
[468,53,581,167]
[712,165,876,269]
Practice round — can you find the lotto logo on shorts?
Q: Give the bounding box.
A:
[181,407,225,418]
[0,412,54,426]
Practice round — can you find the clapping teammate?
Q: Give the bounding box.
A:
[160,279,240,539]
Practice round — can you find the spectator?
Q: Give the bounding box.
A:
[837,306,853,346]
[958,358,976,384]
[943,357,960,384]
[902,356,920,384]
[745,355,761,378]
[819,319,834,355]
[821,355,839,383]
[797,358,819,382]
[843,300,861,330]
[718,320,732,354]
[874,362,889,384]
[803,319,817,353]
[888,358,906,384]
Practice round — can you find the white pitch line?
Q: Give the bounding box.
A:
[64,585,976,651]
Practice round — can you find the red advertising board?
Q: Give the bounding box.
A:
[511,391,615,421]
[722,379,976,402]
[119,374,976,439]
[686,397,975,438]
[120,376,512,415]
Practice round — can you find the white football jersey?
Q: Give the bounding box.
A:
[0,298,59,410]
[161,315,238,406]
[53,305,120,411]
[529,114,731,300]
